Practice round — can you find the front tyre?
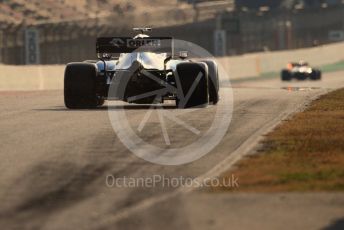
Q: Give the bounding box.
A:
[64,63,99,109]
[176,62,209,108]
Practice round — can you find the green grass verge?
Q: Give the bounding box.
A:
[320,60,344,73]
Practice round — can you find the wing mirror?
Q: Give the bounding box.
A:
[179,51,188,59]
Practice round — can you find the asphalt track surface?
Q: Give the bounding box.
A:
[1,71,344,229]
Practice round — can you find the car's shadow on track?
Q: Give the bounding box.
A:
[34,104,180,111]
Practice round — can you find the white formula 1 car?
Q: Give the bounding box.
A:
[281,61,322,81]
[64,28,219,109]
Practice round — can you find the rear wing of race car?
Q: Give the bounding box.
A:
[96,37,174,55]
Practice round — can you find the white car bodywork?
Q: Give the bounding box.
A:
[291,66,312,74]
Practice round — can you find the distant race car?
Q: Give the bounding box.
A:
[64,28,219,109]
[281,61,321,81]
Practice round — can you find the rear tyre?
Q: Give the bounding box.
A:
[201,60,219,105]
[64,63,99,109]
[310,70,322,80]
[317,70,322,80]
[281,70,291,81]
[176,62,209,108]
